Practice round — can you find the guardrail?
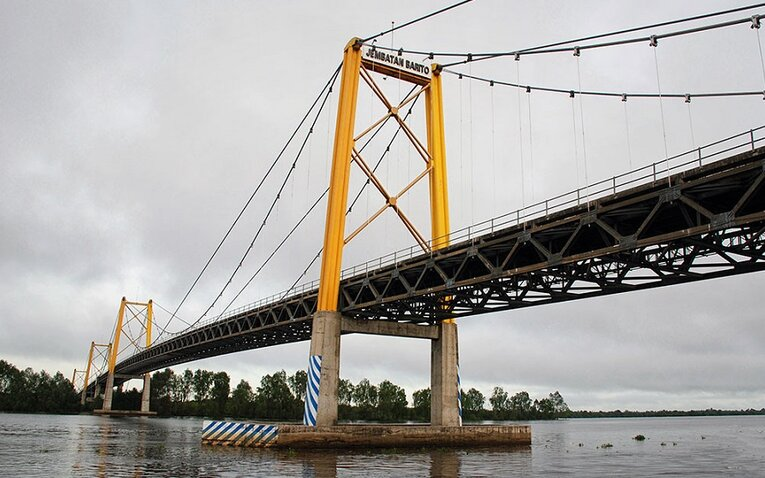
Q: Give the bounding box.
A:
[152,126,765,346]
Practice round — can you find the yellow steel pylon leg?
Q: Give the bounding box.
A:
[426,65,460,426]
[101,298,126,411]
[81,341,95,405]
[306,38,362,428]
[317,38,363,313]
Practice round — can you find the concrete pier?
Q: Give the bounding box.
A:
[202,421,530,448]
[140,373,151,413]
[431,321,460,426]
[308,310,342,426]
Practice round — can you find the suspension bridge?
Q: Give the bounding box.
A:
[72,3,765,445]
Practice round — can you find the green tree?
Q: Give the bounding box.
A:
[377,380,407,421]
[210,371,230,417]
[288,370,307,401]
[412,388,430,421]
[509,391,532,419]
[151,369,174,415]
[548,391,569,417]
[192,369,214,401]
[462,388,485,420]
[181,369,194,402]
[254,370,296,419]
[534,397,556,419]
[338,379,354,406]
[0,360,21,411]
[490,386,510,418]
[352,378,378,415]
[229,379,254,417]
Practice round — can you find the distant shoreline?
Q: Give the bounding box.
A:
[565,409,765,419]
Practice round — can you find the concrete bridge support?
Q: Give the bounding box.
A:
[306,311,342,427]
[141,373,151,413]
[102,373,115,411]
[305,314,460,427]
[431,322,460,426]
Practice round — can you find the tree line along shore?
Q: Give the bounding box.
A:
[1,360,763,420]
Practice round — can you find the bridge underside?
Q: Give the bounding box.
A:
[92,147,765,390]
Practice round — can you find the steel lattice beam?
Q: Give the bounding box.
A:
[90,147,765,391]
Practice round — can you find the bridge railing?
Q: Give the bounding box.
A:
[339,125,765,279]
[151,126,764,347]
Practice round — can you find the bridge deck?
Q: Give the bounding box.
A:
[91,145,765,389]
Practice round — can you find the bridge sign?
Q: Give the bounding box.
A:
[360,44,432,85]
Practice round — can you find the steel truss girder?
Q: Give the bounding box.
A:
[342,148,765,321]
[96,147,765,388]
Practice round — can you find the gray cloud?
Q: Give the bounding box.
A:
[1,0,763,411]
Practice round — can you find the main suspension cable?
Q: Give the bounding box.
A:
[445,13,765,62]
[189,67,341,328]
[360,4,765,65]
[210,85,422,321]
[441,68,765,100]
[167,64,341,324]
[361,0,474,43]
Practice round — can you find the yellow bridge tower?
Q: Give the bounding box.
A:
[305,38,459,427]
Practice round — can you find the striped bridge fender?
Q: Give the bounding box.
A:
[303,354,321,426]
[457,365,463,426]
[201,420,278,447]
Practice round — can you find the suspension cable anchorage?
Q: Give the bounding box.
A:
[621,93,627,102]
[650,35,659,47]
[752,14,761,29]
[685,93,691,103]
[573,46,581,56]
[570,90,575,98]
[514,52,521,61]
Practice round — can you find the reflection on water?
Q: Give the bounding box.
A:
[0,413,764,477]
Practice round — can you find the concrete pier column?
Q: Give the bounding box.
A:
[102,373,115,411]
[140,373,151,413]
[306,310,342,427]
[431,321,460,426]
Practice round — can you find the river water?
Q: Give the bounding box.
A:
[0,413,763,477]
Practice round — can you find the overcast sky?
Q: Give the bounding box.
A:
[2,0,764,411]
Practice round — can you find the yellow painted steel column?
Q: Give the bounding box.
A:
[102,298,125,411]
[146,300,153,347]
[109,297,127,374]
[426,64,451,252]
[427,65,460,426]
[317,38,362,312]
[81,342,95,404]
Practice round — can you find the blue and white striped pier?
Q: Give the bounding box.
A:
[201,420,279,447]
